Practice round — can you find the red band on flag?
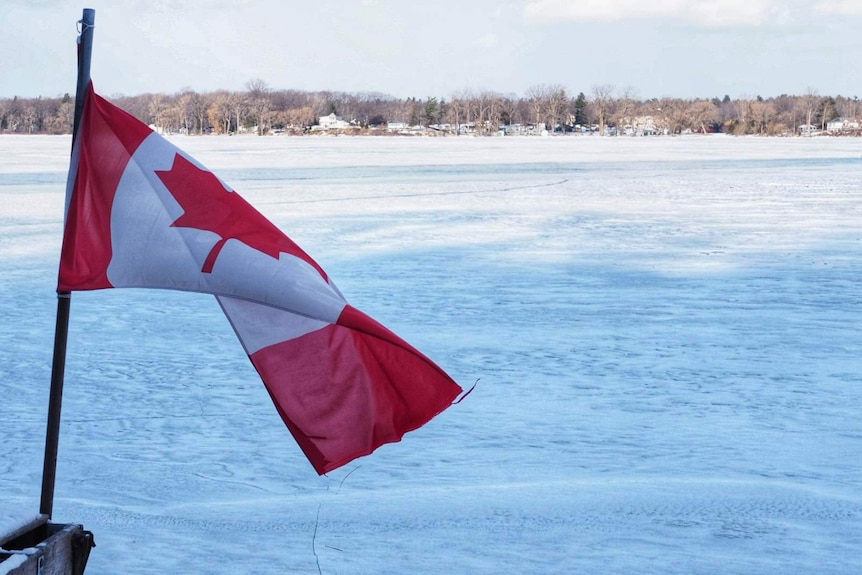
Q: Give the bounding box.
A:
[58,84,152,290]
[250,311,461,474]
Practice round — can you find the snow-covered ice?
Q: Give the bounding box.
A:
[2,134,861,574]
[0,554,27,575]
[0,510,43,546]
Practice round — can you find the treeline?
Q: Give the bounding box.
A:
[1,81,859,136]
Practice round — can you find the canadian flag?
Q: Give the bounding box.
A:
[59,84,463,474]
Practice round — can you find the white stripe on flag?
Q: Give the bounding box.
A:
[218,295,335,355]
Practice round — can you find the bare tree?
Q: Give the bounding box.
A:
[687,100,719,134]
[614,87,638,134]
[836,95,859,122]
[478,92,495,134]
[468,95,485,133]
[525,84,547,129]
[447,90,474,134]
[799,88,820,134]
[148,94,168,132]
[749,100,776,135]
[228,92,248,134]
[162,102,184,134]
[660,98,689,135]
[474,91,509,134]
[43,98,74,134]
[22,103,38,134]
[546,86,568,133]
[733,96,753,135]
[817,96,838,131]
[526,84,567,133]
[771,95,797,134]
[591,84,614,135]
[207,91,233,134]
[285,106,316,129]
[6,98,22,132]
[498,95,516,127]
[246,79,272,135]
[178,90,208,134]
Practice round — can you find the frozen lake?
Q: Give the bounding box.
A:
[2,134,861,574]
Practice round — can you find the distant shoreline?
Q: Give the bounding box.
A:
[3,88,860,138]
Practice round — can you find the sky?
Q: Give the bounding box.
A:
[2,0,862,101]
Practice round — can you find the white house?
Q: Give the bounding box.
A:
[799,124,820,136]
[622,116,657,136]
[826,117,861,133]
[318,113,350,131]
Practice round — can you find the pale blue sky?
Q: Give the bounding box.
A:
[3,0,862,100]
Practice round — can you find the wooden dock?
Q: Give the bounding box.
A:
[0,515,93,575]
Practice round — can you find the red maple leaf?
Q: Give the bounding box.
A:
[155,153,327,279]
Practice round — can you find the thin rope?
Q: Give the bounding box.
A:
[76,19,94,43]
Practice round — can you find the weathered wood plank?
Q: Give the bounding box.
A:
[0,523,91,575]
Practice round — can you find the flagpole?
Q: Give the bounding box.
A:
[40,7,95,519]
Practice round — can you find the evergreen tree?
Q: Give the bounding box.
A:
[409,98,421,126]
[424,97,439,126]
[574,92,588,126]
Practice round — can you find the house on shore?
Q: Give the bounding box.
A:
[316,113,351,131]
[826,117,861,134]
[799,124,821,136]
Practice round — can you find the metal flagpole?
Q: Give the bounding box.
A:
[40,7,95,518]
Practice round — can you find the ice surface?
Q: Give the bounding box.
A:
[1,134,861,574]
